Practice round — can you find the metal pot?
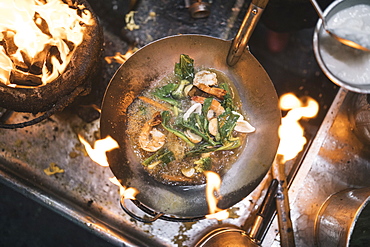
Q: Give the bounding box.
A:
[315,187,370,247]
[100,0,280,218]
[313,0,370,93]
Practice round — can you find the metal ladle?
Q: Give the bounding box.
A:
[309,0,370,52]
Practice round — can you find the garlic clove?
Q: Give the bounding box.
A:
[185,129,202,143]
[184,84,193,97]
[234,120,255,133]
[181,167,195,178]
[208,118,218,136]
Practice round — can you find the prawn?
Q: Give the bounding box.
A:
[191,96,225,116]
[139,112,166,152]
[193,70,227,99]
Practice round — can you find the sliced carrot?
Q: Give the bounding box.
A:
[138,96,170,111]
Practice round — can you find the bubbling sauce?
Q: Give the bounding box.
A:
[319,4,370,85]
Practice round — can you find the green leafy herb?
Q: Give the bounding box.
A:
[161,111,195,147]
[194,157,212,172]
[219,83,235,111]
[142,148,175,167]
[185,143,220,157]
[153,83,179,106]
[174,54,194,82]
[201,98,213,116]
[158,150,175,165]
[142,148,164,166]
[175,112,219,146]
[218,110,240,141]
[172,79,190,99]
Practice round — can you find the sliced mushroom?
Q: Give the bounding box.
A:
[235,120,255,133]
[206,109,215,120]
[208,118,218,136]
[184,84,193,97]
[181,167,195,178]
[185,129,202,143]
[183,102,202,121]
[231,111,256,133]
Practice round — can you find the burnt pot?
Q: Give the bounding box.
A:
[0,0,103,114]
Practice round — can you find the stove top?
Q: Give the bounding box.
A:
[0,0,344,246]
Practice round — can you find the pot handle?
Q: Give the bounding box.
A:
[227,0,269,66]
[120,196,206,223]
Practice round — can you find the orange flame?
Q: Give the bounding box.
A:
[109,177,139,199]
[80,135,139,201]
[0,0,93,86]
[104,49,137,65]
[78,135,119,167]
[204,171,229,220]
[277,93,319,162]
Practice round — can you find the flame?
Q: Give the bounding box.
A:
[204,171,229,220]
[0,0,93,87]
[109,177,139,200]
[80,134,139,201]
[78,135,119,167]
[277,93,319,162]
[104,49,137,65]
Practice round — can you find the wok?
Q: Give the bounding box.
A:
[100,0,280,218]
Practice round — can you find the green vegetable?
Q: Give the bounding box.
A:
[175,112,219,146]
[142,148,175,167]
[194,157,212,172]
[171,79,190,99]
[218,110,240,141]
[161,111,195,147]
[201,98,213,116]
[158,150,175,165]
[153,83,179,106]
[185,143,220,157]
[174,54,194,82]
[215,137,241,151]
[219,83,235,111]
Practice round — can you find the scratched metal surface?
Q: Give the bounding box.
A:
[263,89,370,246]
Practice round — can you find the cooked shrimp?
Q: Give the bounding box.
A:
[193,70,226,99]
[139,112,166,152]
[191,96,225,116]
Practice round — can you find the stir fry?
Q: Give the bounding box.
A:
[128,54,255,185]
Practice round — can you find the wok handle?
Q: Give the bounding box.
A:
[227,0,269,66]
[120,196,206,223]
